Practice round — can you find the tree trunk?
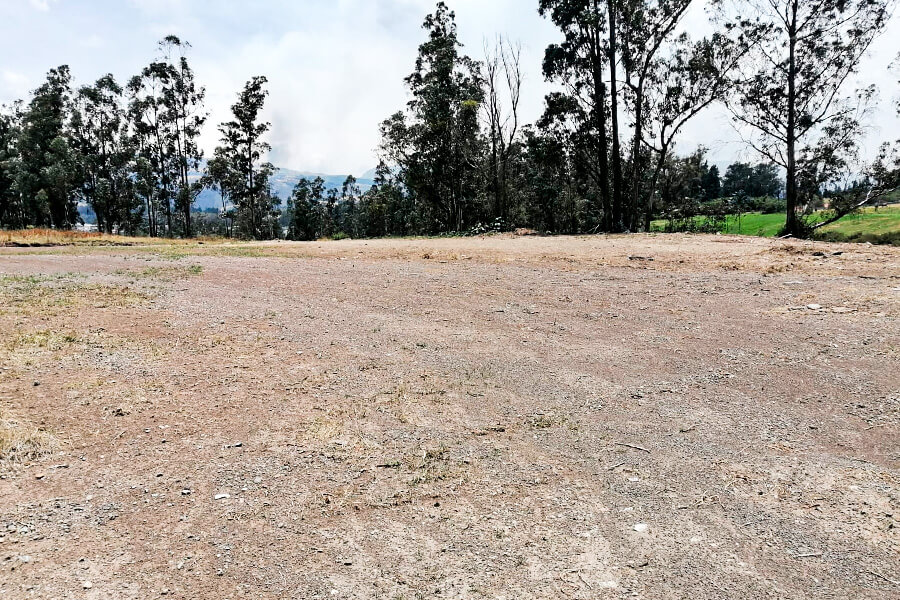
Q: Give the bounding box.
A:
[607,0,624,232]
[630,80,645,231]
[784,0,800,237]
[645,143,668,231]
[590,0,611,231]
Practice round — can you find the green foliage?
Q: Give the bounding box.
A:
[127,37,206,237]
[713,0,894,237]
[71,75,144,234]
[379,2,485,233]
[286,176,325,241]
[212,77,280,240]
[15,66,80,229]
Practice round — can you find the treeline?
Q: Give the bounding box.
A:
[1,1,900,240]
[0,38,282,239]
[370,0,900,238]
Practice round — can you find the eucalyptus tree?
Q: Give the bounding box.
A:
[637,35,737,229]
[483,36,522,224]
[713,0,895,237]
[213,76,277,239]
[158,36,206,237]
[16,66,81,229]
[539,0,616,230]
[0,106,21,228]
[72,75,142,233]
[127,36,205,237]
[128,61,173,236]
[379,2,484,233]
[617,0,694,228]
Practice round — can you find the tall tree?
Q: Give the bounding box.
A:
[482,36,522,225]
[618,0,695,229]
[0,105,21,228]
[16,66,80,229]
[128,62,173,236]
[379,2,484,233]
[213,76,277,240]
[638,35,737,229]
[71,75,142,233]
[713,0,895,237]
[158,36,206,238]
[539,0,615,230]
[127,37,205,237]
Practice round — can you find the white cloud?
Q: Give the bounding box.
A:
[1,69,31,100]
[28,0,54,11]
[0,0,897,174]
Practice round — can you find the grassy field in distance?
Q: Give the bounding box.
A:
[651,204,900,243]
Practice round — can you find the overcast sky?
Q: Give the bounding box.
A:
[1,0,898,176]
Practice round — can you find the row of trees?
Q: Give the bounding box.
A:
[0,37,280,239]
[1,1,899,239]
[377,0,900,238]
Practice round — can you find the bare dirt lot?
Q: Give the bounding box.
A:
[0,234,898,599]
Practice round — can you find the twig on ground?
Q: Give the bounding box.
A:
[867,570,900,585]
[616,442,651,453]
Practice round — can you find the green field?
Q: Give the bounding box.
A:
[651,205,900,244]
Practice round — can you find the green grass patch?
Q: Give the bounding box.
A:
[652,205,900,244]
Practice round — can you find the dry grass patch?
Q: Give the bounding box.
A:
[0,275,148,316]
[0,228,225,248]
[0,407,58,464]
[113,264,203,281]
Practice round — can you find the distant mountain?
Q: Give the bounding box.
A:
[192,165,376,211]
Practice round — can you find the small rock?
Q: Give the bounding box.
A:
[181,489,191,496]
[19,555,32,563]
[82,581,92,589]
[633,523,649,533]
[253,477,262,484]
[214,493,230,501]
[806,304,823,311]
[33,381,40,387]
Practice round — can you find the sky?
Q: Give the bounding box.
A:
[0,0,898,177]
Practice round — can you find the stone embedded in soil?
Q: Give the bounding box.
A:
[214,493,230,500]
[634,524,649,533]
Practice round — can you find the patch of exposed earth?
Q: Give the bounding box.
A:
[0,234,898,599]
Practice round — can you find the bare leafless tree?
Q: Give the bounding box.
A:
[482,36,522,225]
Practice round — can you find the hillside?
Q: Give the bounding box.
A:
[193,165,376,210]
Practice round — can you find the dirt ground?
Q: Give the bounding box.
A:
[0,233,897,599]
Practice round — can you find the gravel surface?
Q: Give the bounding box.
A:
[0,234,897,599]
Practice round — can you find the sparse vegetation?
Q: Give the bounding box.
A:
[0,407,58,464]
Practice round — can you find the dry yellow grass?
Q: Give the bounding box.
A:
[0,407,58,463]
[0,275,148,317]
[0,228,225,247]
